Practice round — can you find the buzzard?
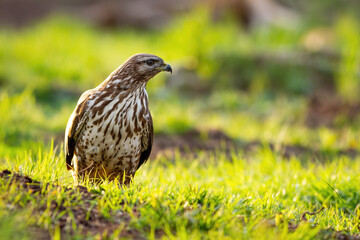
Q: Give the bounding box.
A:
[65,53,172,185]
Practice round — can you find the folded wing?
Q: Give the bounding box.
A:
[64,90,93,170]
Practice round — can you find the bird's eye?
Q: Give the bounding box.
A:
[146,60,154,66]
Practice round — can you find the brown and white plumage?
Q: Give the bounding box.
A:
[65,53,172,185]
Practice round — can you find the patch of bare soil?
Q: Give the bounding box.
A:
[317,230,360,240]
[306,90,360,128]
[150,129,359,160]
[0,170,144,239]
[150,129,235,159]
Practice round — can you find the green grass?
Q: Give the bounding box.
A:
[1,144,360,239]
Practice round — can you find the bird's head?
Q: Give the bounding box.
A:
[119,53,172,83]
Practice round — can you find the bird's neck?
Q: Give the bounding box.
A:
[99,71,148,92]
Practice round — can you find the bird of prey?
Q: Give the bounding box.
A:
[65,53,172,185]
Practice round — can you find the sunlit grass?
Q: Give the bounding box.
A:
[1,145,360,238]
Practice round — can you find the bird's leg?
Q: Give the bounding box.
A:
[70,170,79,186]
[117,171,133,187]
[71,156,79,186]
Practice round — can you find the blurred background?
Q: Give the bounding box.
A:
[1,0,360,159]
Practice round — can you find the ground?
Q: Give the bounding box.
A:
[2,128,360,239]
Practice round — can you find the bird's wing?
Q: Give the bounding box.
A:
[138,114,153,170]
[64,90,93,170]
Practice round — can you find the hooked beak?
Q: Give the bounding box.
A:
[162,63,172,74]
